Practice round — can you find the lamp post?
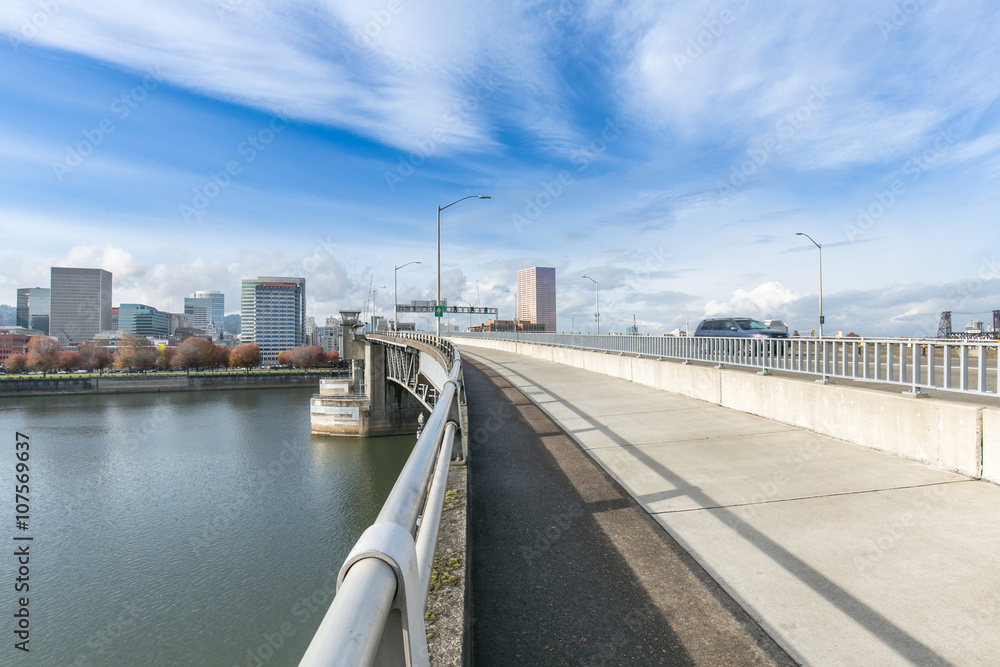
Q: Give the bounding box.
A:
[582,274,599,334]
[393,261,421,331]
[371,286,386,332]
[796,232,823,338]
[505,288,517,324]
[437,195,491,337]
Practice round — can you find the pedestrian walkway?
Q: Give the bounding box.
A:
[460,345,1000,666]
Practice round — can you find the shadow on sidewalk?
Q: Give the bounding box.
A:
[464,358,795,666]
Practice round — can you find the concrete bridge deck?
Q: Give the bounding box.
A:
[460,344,1000,666]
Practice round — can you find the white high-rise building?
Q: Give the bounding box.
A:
[240,277,306,364]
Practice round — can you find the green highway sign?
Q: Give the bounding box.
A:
[434,305,444,317]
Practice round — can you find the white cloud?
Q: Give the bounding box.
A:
[703,281,802,320]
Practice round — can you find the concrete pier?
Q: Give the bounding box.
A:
[310,311,423,437]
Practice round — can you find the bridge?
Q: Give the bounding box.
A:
[300,330,1000,666]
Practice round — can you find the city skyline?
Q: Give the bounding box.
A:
[1,3,999,336]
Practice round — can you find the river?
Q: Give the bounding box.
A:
[1,386,415,666]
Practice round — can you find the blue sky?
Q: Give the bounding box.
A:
[1,0,998,336]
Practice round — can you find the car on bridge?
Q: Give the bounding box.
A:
[695,318,789,338]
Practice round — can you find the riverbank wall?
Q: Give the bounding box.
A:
[0,372,331,397]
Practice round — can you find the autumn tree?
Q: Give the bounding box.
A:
[325,349,340,365]
[158,346,176,370]
[58,350,84,371]
[26,335,61,375]
[171,337,217,370]
[286,345,325,368]
[229,344,260,372]
[116,333,158,372]
[213,345,232,369]
[4,354,27,373]
[79,342,113,374]
[276,350,291,367]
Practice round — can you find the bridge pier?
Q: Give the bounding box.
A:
[311,312,424,437]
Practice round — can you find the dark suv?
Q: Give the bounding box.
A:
[695,318,788,338]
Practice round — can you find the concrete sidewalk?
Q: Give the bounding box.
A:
[459,344,1000,666]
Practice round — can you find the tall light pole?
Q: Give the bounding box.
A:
[505,288,517,324]
[582,274,599,334]
[437,195,491,337]
[796,232,823,338]
[394,261,421,331]
[371,286,386,331]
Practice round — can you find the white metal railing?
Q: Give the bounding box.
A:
[449,332,999,397]
[299,337,462,667]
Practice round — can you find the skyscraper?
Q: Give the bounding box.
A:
[49,267,112,346]
[184,290,225,335]
[16,287,50,334]
[240,277,306,364]
[516,267,556,331]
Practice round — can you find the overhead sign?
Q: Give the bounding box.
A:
[398,305,499,315]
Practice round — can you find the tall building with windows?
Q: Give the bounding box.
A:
[516,267,556,331]
[118,304,171,339]
[184,290,225,336]
[16,287,50,334]
[240,277,306,364]
[49,267,112,346]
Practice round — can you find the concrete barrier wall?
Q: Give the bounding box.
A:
[984,408,1000,484]
[456,338,987,479]
[0,373,323,397]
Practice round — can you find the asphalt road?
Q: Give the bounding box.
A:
[464,357,796,666]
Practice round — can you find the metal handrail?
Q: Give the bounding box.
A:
[299,337,462,667]
[449,332,999,397]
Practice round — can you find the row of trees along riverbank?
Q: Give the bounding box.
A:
[3,334,339,375]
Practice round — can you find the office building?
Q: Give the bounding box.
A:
[118,304,171,339]
[50,267,112,346]
[0,327,34,365]
[16,287,50,334]
[240,277,306,364]
[184,291,225,336]
[516,267,556,331]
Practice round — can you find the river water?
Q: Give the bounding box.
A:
[1,387,415,666]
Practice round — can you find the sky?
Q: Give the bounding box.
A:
[0,0,998,337]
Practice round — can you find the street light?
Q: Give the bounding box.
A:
[796,232,823,338]
[505,288,517,324]
[437,195,491,337]
[582,274,599,334]
[394,261,421,331]
[371,286,387,331]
